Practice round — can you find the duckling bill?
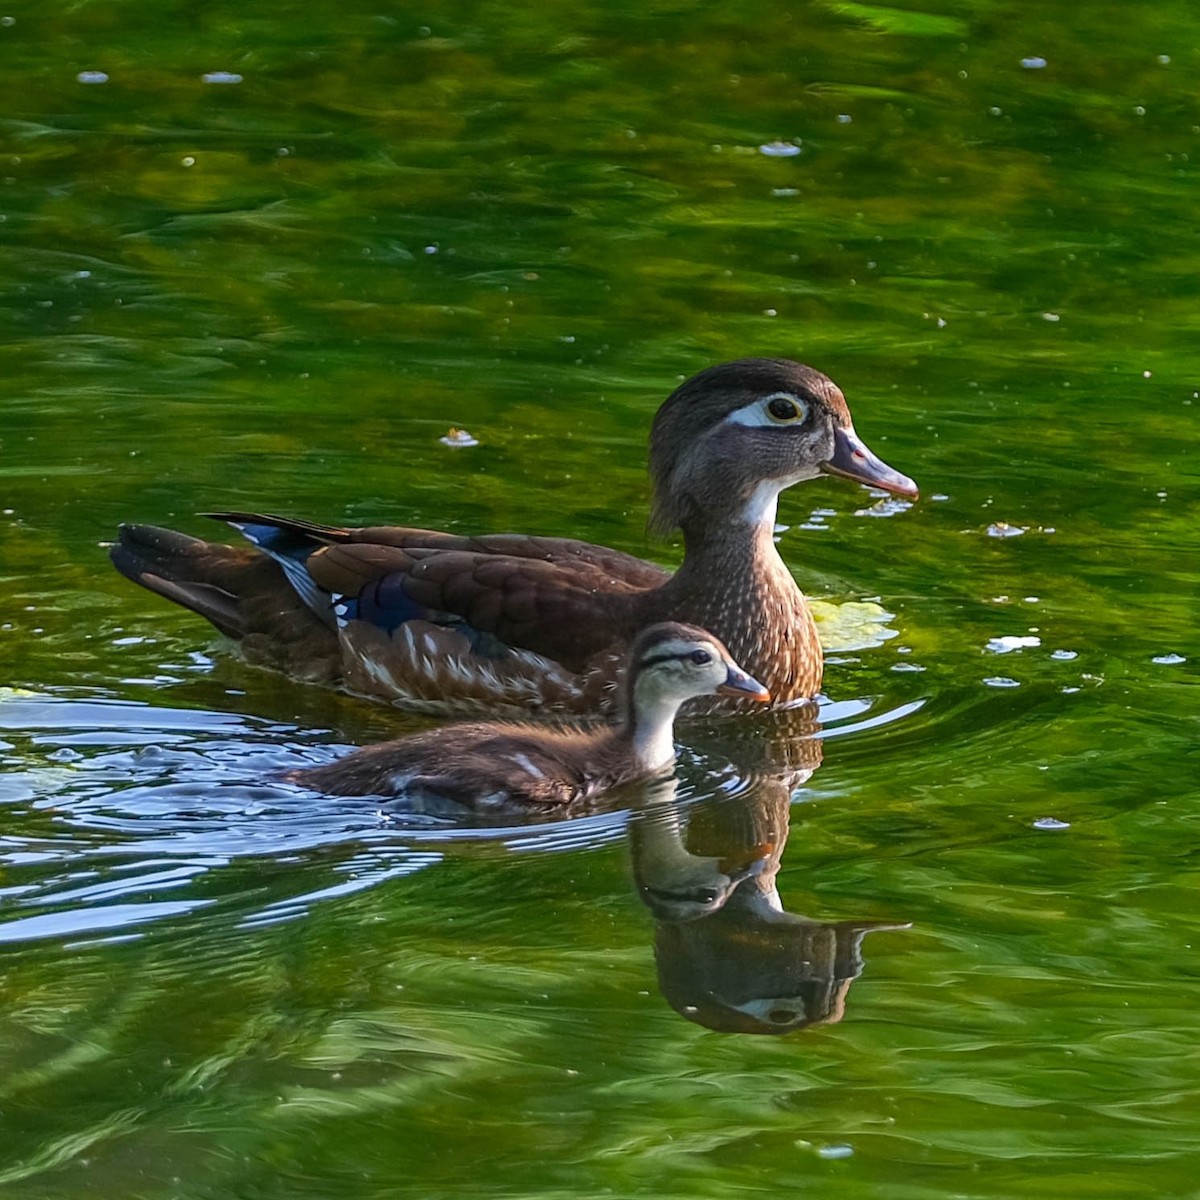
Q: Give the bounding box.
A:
[285,622,769,815]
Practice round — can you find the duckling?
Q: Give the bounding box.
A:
[112,357,916,714]
[284,622,769,815]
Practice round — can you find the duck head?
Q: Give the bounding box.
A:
[648,357,918,536]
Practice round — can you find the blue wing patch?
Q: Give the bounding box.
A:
[355,575,429,632]
[227,520,330,622]
[334,575,512,658]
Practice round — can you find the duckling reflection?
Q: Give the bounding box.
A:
[629,773,908,1035]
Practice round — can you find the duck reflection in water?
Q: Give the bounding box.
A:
[288,675,906,1035]
[629,715,908,1034]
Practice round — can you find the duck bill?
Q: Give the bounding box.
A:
[821,427,918,498]
[717,666,771,703]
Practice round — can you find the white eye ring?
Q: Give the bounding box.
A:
[725,392,810,428]
[763,392,808,424]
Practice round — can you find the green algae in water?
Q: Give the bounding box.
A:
[2,0,1200,1198]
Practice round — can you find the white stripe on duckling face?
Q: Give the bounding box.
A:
[631,637,732,768]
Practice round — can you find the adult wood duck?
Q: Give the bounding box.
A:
[284,623,769,815]
[111,358,916,715]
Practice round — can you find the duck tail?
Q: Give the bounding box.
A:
[109,523,256,639]
[111,522,342,679]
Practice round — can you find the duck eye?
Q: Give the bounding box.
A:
[689,649,712,665]
[765,393,807,423]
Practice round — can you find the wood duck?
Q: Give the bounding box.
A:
[283,623,769,815]
[111,358,916,715]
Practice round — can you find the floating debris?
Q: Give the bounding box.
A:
[987,522,1027,538]
[856,496,914,519]
[986,635,1041,654]
[759,140,801,157]
[440,427,479,448]
[810,599,898,652]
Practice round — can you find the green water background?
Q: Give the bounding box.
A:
[2,0,1199,1196]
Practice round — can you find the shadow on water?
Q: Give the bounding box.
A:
[0,690,910,1032]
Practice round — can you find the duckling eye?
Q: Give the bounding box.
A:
[765,393,807,423]
[689,649,712,665]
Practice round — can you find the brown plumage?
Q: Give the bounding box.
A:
[110,357,916,715]
[284,623,769,815]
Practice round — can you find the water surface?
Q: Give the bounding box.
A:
[2,1,1199,1196]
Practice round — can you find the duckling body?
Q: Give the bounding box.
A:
[112,358,916,715]
[286,623,769,815]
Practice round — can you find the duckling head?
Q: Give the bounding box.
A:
[625,622,769,769]
[648,357,918,536]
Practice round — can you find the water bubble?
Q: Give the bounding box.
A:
[1151,653,1186,665]
[986,522,1027,538]
[440,427,479,448]
[989,106,1002,116]
[181,156,196,167]
[0,16,15,26]
[759,140,802,157]
[1042,312,1060,322]
[77,70,109,84]
[202,71,243,84]
[1134,105,1146,116]
[986,635,1040,654]
[837,113,852,124]
[1033,817,1070,830]
[816,1145,854,1160]
[1050,650,1078,661]
[984,676,1020,688]
[1158,54,1171,65]
[1020,56,1047,69]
